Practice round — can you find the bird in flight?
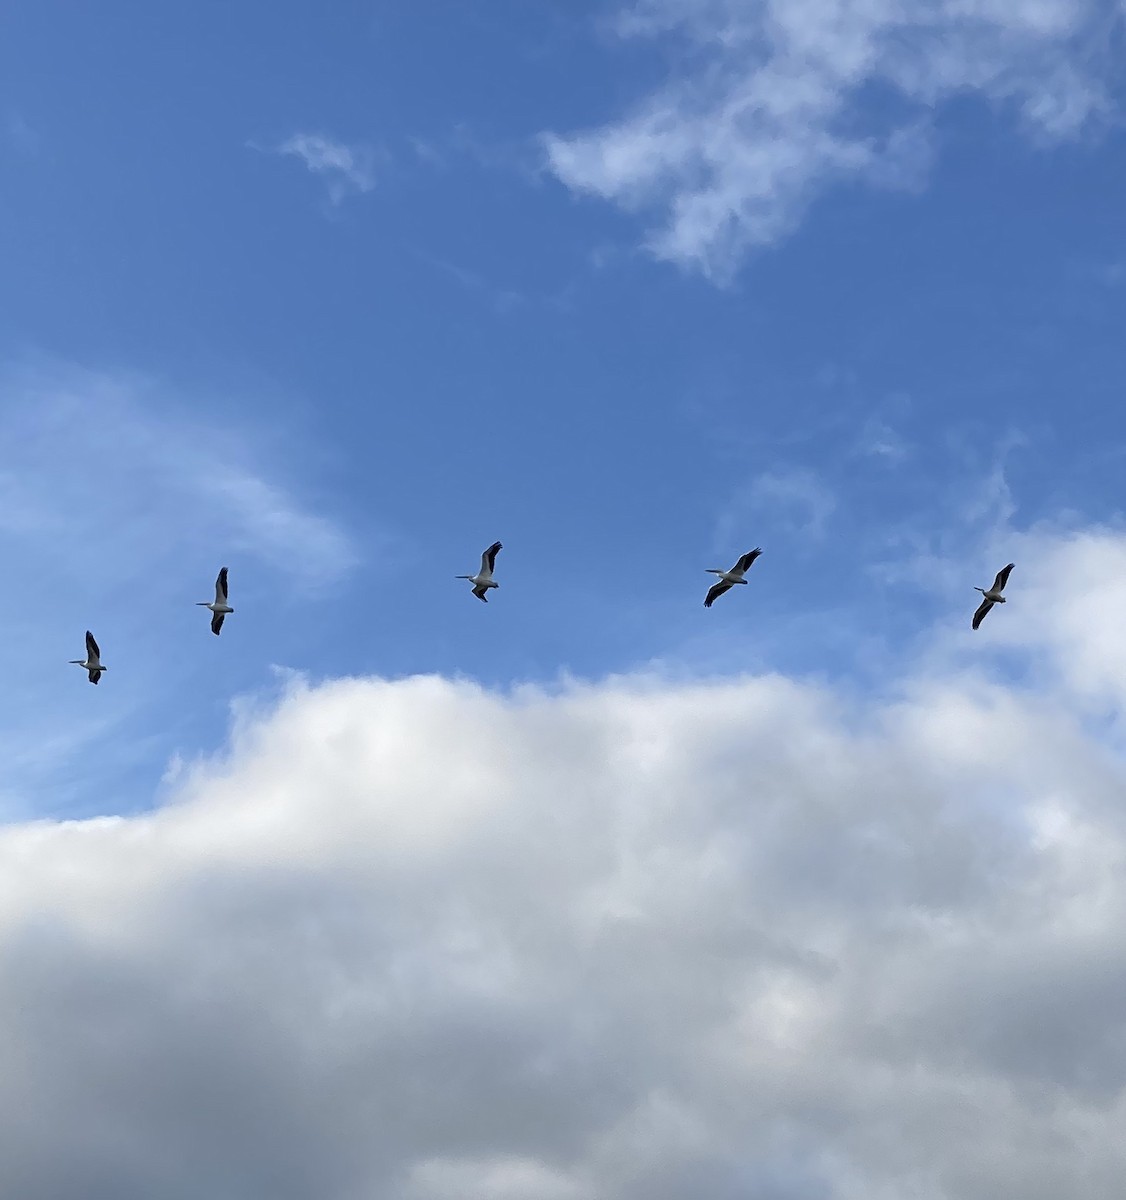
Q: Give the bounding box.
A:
[704,548,763,608]
[197,567,233,635]
[972,563,1014,629]
[69,630,106,684]
[457,541,502,602]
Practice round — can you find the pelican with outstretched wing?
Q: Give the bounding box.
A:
[197,566,234,635]
[457,541,502,603]
[69,630,106,684]
[972,562,1014,629]
[704,548,763,608]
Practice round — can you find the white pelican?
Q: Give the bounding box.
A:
[69,630,106,684]
[972,562,1014,629]
[704,548,763,608]
[197,566,233,635]
[457,541,502,602]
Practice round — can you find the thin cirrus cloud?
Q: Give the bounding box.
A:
[274,131,379,202]
[748,466,837,535]
[0,363,358,592]
[714,466,837,552]
[543,0,1120,277]
[0,526,1125,1197]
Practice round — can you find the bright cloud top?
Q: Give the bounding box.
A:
[2,528,1126,1198]
[544,0,1120,276]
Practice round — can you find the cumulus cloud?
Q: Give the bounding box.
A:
[275,132,379,202]
[544,0,1121,277]
[2,526,1126,1196]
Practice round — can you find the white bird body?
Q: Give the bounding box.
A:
[197,567,233,635]
[457,541,502,602]
[972,563,1014,629]
[704,548,762,608]
[69,630,106,684]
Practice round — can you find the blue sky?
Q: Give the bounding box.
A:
[0,0,1124,819]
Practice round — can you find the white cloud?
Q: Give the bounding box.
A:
[544,0,1119,277]
[275,132,379,202]
[3,525,1126,1195]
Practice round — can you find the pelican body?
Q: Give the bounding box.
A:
[197,566,233,635]
[704,548,763,608]
[69,630,106,684]
[457,541,502,603]
[972,563,1014,629]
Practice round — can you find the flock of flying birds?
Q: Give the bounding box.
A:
[69,567,234,685]
[66,546,1018,685]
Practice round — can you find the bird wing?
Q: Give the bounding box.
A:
[86,630,100,661]
[972,598,994,629]
[215,566,229,604]
[88,668,100,685]
[472,583,489,602]
[481,541,502,577]
[211,611,225,636]
[734,548,762,573]
[704,580,733,608]
[992,563,1014,593]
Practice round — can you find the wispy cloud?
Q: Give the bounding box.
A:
[717,466,837,550]
[411,249,528,314]
[409,122,543,181]
[0,364,357,590]
[855,415,910,463]
[273,132,379,202]
[544,0,1121,278]
[209,472,356,583]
